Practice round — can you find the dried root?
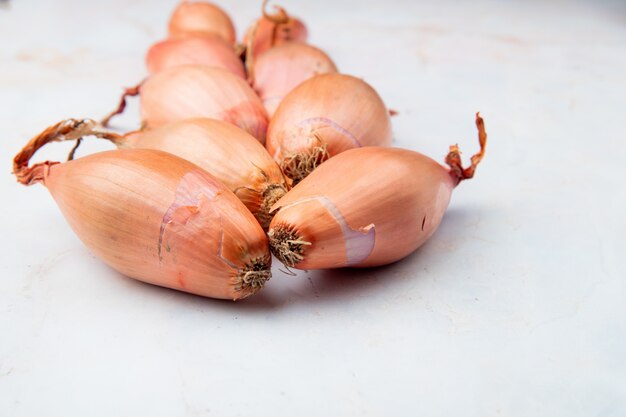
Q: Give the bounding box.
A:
[280,144,329,186]
[234,255,272,299]
[268,225,311,268]
[257,184,288,229]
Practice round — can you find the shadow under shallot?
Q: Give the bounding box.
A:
[99,204,491,313]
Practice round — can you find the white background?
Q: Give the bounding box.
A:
[1,0,625,415]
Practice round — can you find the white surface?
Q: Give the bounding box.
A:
[1,0,625,415]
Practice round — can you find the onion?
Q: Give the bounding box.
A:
[102,65,269,143]
[251,42,337,116]
[146,35,245,78]
[268,114,487,269]
[168,1,236,44]
[266,73,393,184]
[43,118,288,229]
[243,0,308,61]
[13,120,272,300]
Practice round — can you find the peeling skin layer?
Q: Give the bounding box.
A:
[278,196,375,265]
[296,117,362,148]
[159,171,218,260]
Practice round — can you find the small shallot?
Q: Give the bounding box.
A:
[146,35,245,78]
[268,113,487,269]
[252,42,338,116]
[244,1,308,61]
[13,121,271,300]
[102,65,269,143]
[168,1,236,44]
[266,73,393,184]
[46,118,288,228]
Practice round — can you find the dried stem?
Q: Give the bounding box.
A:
[445,112,487,185]
[100,83,142,127]
[244,19,260,83]
[262,0,289,46]
[12,119,124,186]
[245,0,290,83]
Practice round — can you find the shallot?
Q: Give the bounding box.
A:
[102,65,269,143]
[13,120,271,300]
[48,118,288,228]
[168,1,236,44]
[244,1,308,61]
[251,42,337,116]
[266,73,393,184]
[268,113,487,269]
[146,35,245,78]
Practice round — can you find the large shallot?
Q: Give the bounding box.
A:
[268,114,487,269]
[13,120,271,300]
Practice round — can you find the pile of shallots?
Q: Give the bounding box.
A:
[12,1,487,301]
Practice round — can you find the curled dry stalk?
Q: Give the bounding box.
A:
[262,0,289,46]
[100,83,142,127]
[12,119,123,186]
[445,112,487,185]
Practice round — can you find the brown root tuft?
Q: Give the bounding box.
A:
[280,144,329,186]
[233,255,272,299]
[257,184,288,229]
[268,225,311,268]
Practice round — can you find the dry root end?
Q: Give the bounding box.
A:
[233,255,271,299]
[257,184,288,229]
[268,226,311,268]
[12,118,123,186]
[445,112,487,185]
[280,144,329,186]
[101,83,141,127]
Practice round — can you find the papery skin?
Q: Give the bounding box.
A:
[269,147,456,269]
[39,149,270,299]
[140,65,269,143]
[266,73,392,165]
[252,42,337,116]
[146,35,245,78]
[168,1,236,44]
[122,118,288,228]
